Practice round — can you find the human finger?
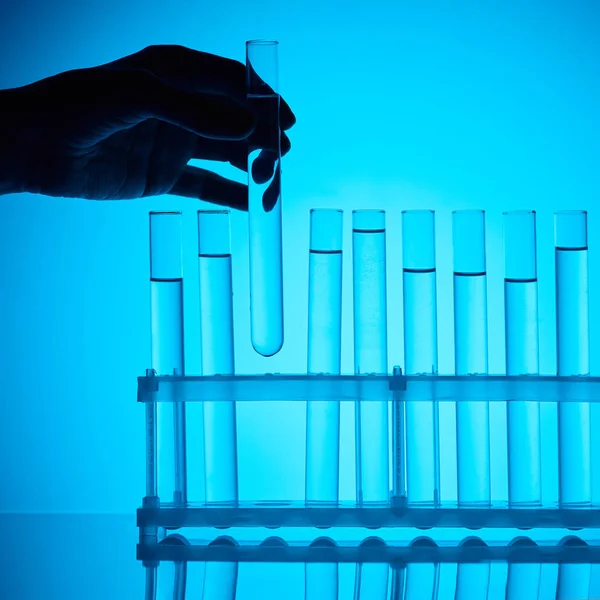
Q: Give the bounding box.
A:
[134,71,255,140]
[193,131,291,171]
[168,165,248,211]
[113,45,296,130]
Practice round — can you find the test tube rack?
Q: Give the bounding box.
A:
[137,371,600,535]
[142,208,599,545]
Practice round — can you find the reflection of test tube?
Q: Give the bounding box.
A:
[155,560,187,600]
[455,563,490,600]
[306,539,338,600]
[452,210,490,506]
[404,562,438,600]
[198,211,238,504]
[557,563,591,600]
[149,211,187,505]
[203,561,238,600]
[504,211,541,506]
[354,563,389,600]
[506,563,541,600]
[402,210,439,506]
[246,40,284,357]
[555,211,591,507]
[352,210,389,504]
[306,209,343,505]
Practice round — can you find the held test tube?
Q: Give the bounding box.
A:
[452,210,491,506]
[352,210,389,504]
[555,210,591,506]
[246,40,284,357]
[198,210,238,504]
[402,210,440,506]
[504,211,542,506]
[306,209,343,504]
[149,211,187,504]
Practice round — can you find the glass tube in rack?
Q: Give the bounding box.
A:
[452,209,491,506]
[555,210,591,507]
[198,210,238,505]
[401,209,440,506]
[504,210,541,506]
[149,211,187,505]
[246,40,284,357]
[352,209,389,504]
[305,209,343,505]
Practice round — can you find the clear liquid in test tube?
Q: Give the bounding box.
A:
[246,40,284,357]
[306,209,343,505]
[198,210,238,505]
[149,211,187,505]
[352,210,389,504]
[402,209,440,506]
[504,210,541,506]
[452,210,491,506]
[555,210,591,506]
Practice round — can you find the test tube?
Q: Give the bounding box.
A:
[246,39,284,357]
[504,210,541,506]
[555,211,591,506]
[149,211,187,505]
[352,210,389,504]
[402,209,440,506]
[452,210,490,506]
[198,210,238,504]
[306,209,343,505]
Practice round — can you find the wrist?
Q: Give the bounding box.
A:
[0,88,29,195]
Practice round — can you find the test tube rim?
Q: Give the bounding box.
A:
[401,208,435,215]
[197,209,230,215]
[554,209,587,249]
[352,209,386,232]
[311,208,343,215]
[502,209,536,216]
[555,209,587,216]
[246,39,279,46]
[149,211,182,216]
[452,208,485,216]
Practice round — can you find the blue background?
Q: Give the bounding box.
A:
[0,0,600,513]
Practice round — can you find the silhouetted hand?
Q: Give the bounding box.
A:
[0,45,295,210]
